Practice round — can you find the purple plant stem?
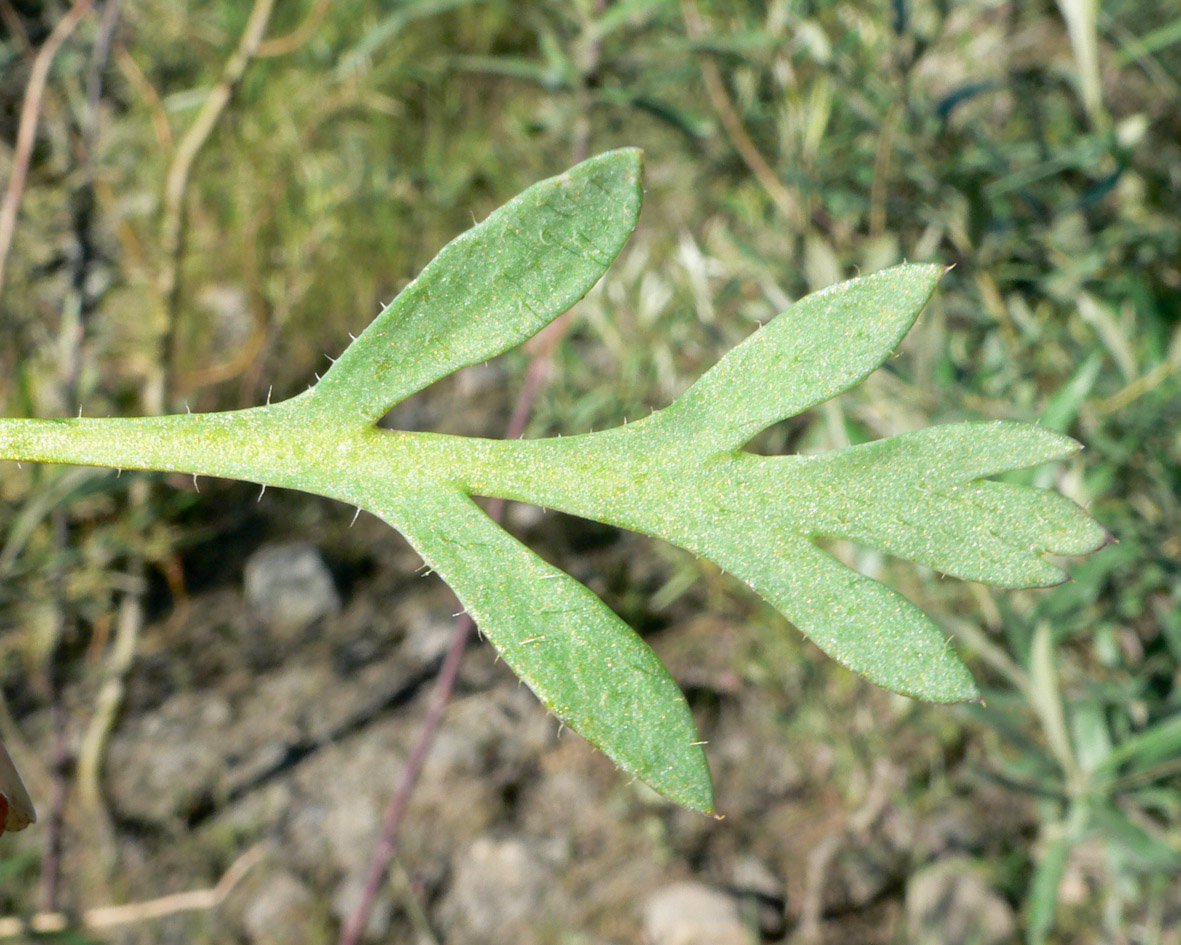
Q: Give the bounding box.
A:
[337,317,567,945]
[338,15,603,931]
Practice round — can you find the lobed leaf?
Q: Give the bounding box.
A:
[779,422,1110,588]
[657,263,943,452]
[371,488,714,813]
[0,149,1112,814]
[837,420,1086,487]
[688,518,979,702]
[310,149,643,424]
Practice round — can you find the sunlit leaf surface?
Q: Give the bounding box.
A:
[0,150,1108,812]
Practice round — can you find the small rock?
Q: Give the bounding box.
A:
[245,542,341,636]
[917,807,986,857]
[438,836,547,943]
[241,869,321,945]
[106,692,233,825]
[455,362,504,398]
[285,741,388,877]
[906,858,1017,945]
[732,856,786,938]
[643,881,749,945]
[826,840,900,911]
[400,599,456,664]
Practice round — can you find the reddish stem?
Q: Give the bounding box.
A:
[338,311,573,945]
[338,10,601,932]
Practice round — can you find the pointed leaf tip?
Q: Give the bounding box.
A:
[660,263,943,451]
[310,149,644,423]
[659,502,980,704]
[370,489,714,813]
[806,422,1105,586]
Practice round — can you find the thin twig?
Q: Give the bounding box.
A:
[791,760,898,944]
[0,0,94,296]
[0,844,265,938]
[61,1,139,868]
[39,500,76,909]
[155,0,277,413]
[680,0,802,228]
[1094,349,1181,415]
[42,4,118,860]
[792,832,840,945]
[0,0,33,54]
[82,0,122,157]
[75,552,145,831]
[339,320,573,945]
[336,610,474,945]
[57,0,121,400]
[114,43,173,150]
[37,695,69,911]
[258,0,332,57]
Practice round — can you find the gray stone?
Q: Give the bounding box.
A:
[244,541,341,635]
[732,856,785,938]
[106,692,233,825]
[241,869,321,945]
[439,836,548,943]
[399,599,456,664]
[906,858,1017,945]
[643,881,750,945]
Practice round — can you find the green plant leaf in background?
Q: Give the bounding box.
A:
[0,149,1108,812]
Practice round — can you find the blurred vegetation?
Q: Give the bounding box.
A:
[0,1,1178,942]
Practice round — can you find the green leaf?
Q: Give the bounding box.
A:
[657,264,942,451]
[0,151,1110,811]
[688,521,979,701]
[1093,713,1181,785]
[792,422,1109,588]
[310,148,643,424]
[1028,830,1076,945]
[1029,622,1076,778]
[1091,804,1181,870]
[374,488,713,812]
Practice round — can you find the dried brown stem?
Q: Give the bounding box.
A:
[0,844,264,938]
[339,6,610,937]
[38,523,71,911]
[114,43,173,150]
[0,0,32,54]
[681,0,803,228]
[336,610,474,945]
[36,705,68,910]
[155,0,276,413]
[258,0,332,57]
[0,0,94,296]
[338,310,577,945]
[75,0,276,863]
[1095,349,1181,415]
